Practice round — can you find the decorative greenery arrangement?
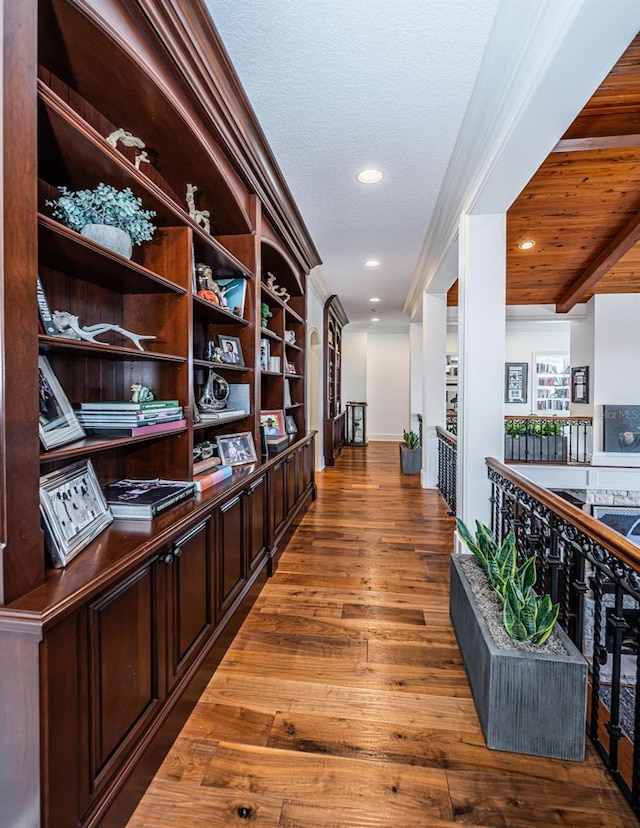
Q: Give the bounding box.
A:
[402,429,420,450]
[505,418,566,438]
[456,518,559,645]
[260,302,273,320]
[46,184,156,246]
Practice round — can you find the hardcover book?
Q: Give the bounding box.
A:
[193,464,233,492]
[102,478,195,519]
[37,276,59,336]
[80,399,180,411]
[83,418,187,437]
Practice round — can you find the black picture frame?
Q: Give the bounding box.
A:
[603,405,640,452]
[571,366,589,403]
[285,414,298,434]
[217,334,244,366]
[504,362,528,404]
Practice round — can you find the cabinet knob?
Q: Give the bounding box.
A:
[245,488,253,498]
[160,552,174,565]
[173,546,183,558]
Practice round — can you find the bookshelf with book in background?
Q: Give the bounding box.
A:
[0,2,321,826]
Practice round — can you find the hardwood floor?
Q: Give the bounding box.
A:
[127,443,635,827]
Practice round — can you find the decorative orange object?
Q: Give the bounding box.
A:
[197,289,219,304]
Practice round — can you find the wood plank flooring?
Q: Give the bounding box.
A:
[127,443,635,827]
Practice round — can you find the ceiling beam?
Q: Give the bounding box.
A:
[552,134,640,152]
[556,209,640,313]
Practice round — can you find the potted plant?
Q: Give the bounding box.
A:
[260,302,272,328]
[46,183,156,259]
[451,519,587,760]
[399,429,421,474]
[504,417,568,462]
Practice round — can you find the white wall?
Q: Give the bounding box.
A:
[409,322,422,435]
[592,294,640,468]
[343,329,411,441]
[306,272,327,469]
[570,298,594,418]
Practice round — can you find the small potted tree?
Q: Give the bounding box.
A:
[260,302,273,328]
[399,429,421,474]
[46,183,156,259]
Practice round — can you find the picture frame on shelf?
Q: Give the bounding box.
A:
[445,354,458,383]
[286,361,297,374]
[217,277,247,318]
[259,338,270,371]
[504,362,528,404]
[285,414,298,435]
[216,431,258,466]
[571,366,589,403]
[261,409,286,436]
[603,405,640,453]
[39,459,113,568]
[217,334,244,366]
[38,355,86,450]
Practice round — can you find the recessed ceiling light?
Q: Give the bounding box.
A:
[369,297,380,302]
[371,317,380,322]
[518,240,536,250]
[365,260,380,268]
[357,168,384,185]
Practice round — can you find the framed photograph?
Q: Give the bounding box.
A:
[446,354,458,383]
[504,362,528,404]
[217,334,244,366]
[571,366,589,403]
[285,414,298,435]
[259,338,270,371]
[217,277,247,318]
[286,361,297,374]
[216,431,258,466]
[261,409,285,436]
[39,459,113,567]
[603,405,640,452]
[39,355,86,450]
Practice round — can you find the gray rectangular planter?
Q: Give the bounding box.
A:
[399,445,421,474]
[504,435,568,463]
[450,554,587,760]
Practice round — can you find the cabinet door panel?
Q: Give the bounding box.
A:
[272,459,286,536]
[286,453,297,514]
[248,475,268,572]
[168,519,212,688]
[88,562,160,785]
[218,494,245,613]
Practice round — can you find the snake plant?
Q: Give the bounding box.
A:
[456,518,559,645]
[402,429,420,450]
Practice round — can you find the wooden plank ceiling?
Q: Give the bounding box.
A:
[447,34,640,309]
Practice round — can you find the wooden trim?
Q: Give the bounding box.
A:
[324,294,349,327]
[552,134,640,152]
[556,207,640,312]
[485,457,640,571]
[435,425,457,446]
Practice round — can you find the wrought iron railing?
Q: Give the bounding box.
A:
[486,457,640,816]
[505,416,592,464]
[436,425,456,515]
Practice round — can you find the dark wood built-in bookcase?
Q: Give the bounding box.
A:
[323,294,349,466]
[0,2,320,825]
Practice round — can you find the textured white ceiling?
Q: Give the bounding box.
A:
[206,0,501,327]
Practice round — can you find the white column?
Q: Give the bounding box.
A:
[421,291,447,488]
[457,213,506,527]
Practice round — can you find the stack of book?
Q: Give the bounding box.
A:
[77,400,185,436]
[102,478,195,519]
[193,464,233,492]
[265,434,289,454]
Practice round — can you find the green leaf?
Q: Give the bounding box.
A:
[516,556,537,593]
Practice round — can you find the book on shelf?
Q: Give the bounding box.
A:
[80,399,180,411]
[284,379,292,407]
[77,409,182,425]
[103,478,195,519]
[193,464,233,492]
[192,456,222,475]
[83,418,187,437]
[265,434,289,454]
[37,276,59,336]
[198,408,246,421]
[227,383,250,412]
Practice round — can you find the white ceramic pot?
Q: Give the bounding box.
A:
[80,224,133,259]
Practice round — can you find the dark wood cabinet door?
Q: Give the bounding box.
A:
[217,493,246,615]
[272,458,287,536]
[301,439,313,492]
[286,452,298,515]
[166,519,213,689]
[247,474,268,572]
[86,561,162,797]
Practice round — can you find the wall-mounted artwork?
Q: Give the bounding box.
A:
[504,362,528,404]
[571,366,589,404]
[603,405,640,452]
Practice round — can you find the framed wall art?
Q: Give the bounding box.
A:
[571,366,589,404]
[603,405,640,452]
[504,362,528,404]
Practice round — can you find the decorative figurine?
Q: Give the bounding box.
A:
[130,383,154,402]
[198,370,229,411]
[204,342,225,363]
[265,271,290,302]
[51,311,156,352]
[134,150,150,171]
[186,184,211,234]
[106,128,145,150]
[284,330,296,345]
[195,263,222,304]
